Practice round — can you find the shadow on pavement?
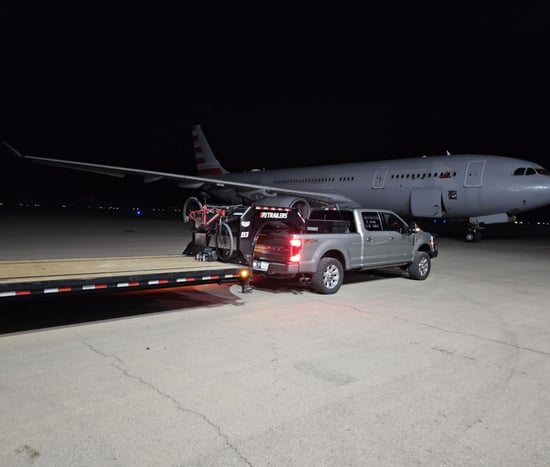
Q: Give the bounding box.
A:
[0,284,240,334]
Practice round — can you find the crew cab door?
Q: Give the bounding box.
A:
[359,211,395,266]
[359,210,413,266]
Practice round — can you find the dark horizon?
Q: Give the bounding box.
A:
[2,4,550,217]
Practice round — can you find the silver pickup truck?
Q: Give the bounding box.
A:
[252,208,438,294]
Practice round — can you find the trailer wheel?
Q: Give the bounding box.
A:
[407,251,431,280]
[215,222,234,261]
[311,257,343,294]
[183,197,202,223]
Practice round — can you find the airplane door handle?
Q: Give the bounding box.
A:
[366,237,372,242]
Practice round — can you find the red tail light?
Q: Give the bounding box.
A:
[289,238,302,262]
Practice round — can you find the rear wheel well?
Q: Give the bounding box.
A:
[320,250,346,269]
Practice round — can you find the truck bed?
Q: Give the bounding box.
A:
[0,255,246,298]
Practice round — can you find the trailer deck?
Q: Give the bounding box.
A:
[0,255,248,298]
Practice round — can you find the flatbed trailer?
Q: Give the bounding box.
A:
[0,255,250,298]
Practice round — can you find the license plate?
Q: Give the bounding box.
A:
[253,260,269,271]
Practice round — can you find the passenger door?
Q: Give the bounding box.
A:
[379,212,413,263]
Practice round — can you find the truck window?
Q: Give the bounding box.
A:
[380,212,406,233]
[309,210,356,232]
[362,212,382,231]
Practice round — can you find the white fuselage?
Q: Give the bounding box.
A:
[217,154,550,220]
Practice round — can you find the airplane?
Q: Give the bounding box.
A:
[4,124,550,241]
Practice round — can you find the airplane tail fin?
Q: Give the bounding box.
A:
[192,125,229,176]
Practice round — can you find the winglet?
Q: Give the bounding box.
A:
[2,141,26,159]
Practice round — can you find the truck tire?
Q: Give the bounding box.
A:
[407,251,431,280]
[312,257,343,294]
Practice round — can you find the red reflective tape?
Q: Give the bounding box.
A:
[176,277,196,283]
[147,279,169,285]
[117,282,140,288]
[44,287,72,294]
[194,146,203,153]
[17,290,31,296]
[82,284,108,290]
[202,275,219,280]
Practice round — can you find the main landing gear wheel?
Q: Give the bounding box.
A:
[215,222,235,261]
[311,257,343,294]
[465,230,482,242]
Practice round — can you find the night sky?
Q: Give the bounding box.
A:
[2,4,550,210]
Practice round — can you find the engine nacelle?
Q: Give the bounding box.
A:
[252,196,311,219]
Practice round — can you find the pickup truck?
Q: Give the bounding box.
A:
[251,207,438,294]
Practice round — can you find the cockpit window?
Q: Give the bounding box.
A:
[536,168,549,175]
[526,168,536,175]
[513,168,526,175]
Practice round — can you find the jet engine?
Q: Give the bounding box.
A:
[252,196,311,219]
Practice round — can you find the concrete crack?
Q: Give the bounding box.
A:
[75,332,252,465]
[395,317,550,357]
[74,332,127,366]
[112,364,253,467]
[75,332,252,467]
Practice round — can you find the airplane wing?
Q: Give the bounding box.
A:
[3,141,355,205]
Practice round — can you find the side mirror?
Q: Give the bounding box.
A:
[408,221,419,233]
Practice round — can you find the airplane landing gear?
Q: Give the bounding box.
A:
[465,223,483,242]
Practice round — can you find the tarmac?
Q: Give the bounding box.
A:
[1,209,550,466]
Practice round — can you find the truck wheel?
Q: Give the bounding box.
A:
[215,222,234,261]
[312,257,343,294]
[407,251,431,280]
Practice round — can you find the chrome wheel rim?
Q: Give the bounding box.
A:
[419,256,429,276]
[323,264,340,289]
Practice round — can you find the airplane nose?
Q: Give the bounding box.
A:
[531,176,550,209]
